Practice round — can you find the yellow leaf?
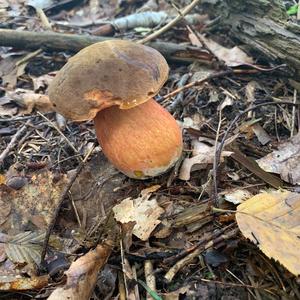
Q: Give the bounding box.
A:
[236,190,300,275]
[0,174,6,184]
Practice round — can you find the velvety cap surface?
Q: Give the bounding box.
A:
[48,40,169,121]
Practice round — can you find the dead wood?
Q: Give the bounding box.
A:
[0,29,209,63]
[203,0,300,79]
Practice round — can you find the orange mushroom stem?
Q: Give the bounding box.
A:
[94,99,182,179]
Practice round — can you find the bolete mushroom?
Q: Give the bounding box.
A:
[49,40,182,179]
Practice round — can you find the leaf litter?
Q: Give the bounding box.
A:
[0,0,300,298]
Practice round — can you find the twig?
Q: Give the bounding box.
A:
[212,101,300,206]
[138,0,202,44]
[162,69,233,101]
[165,227,239,282]
[165,247,202,282]
[16,49,42,66]
[0,120,30,165]
[167,73,190,112]
[164,223,236,265]
[226,269,257,298]
[291,88,298,137]
[37,111,81,159]
[199,278,274,293]
[36,8,52,30]
[144,242,156,300]
[40,146,95,265]
[170,1,217,60]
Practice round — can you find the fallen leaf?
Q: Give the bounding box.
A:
[0,274,48,291]
[0,54,29,89]
[6,89,54,114]
[113,187,164,241]
[0,169,68,234]
[48,243,112,300]
[236,190,300,275]
[218,95,234,111]
[224,189,253,205]
[4,231,45,265]
[251,123,271,145]
[189,34,253,67]
[179,140,232,181]
[31,73,54,92]
[68,153,126,230]
[0,196,11,225]
[0,102,18,117]
[257,132,300,184]
[179,114,205,130]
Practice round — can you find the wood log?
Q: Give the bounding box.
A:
[0,29,212,63]
[203,0,300,79]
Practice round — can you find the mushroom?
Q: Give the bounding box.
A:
[49,40,182,179]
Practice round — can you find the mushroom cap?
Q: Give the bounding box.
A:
[94,99,183,179]
[48,40,169,121]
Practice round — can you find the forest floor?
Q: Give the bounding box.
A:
[0,0,300,299]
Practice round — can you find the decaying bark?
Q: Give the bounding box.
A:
[203,0,300,79]
[0,29,212,63]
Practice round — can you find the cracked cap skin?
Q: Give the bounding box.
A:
[48,40,169,121]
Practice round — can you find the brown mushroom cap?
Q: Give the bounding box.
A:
[48,40,169,121]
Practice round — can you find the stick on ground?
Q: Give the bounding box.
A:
[0,120,30,166]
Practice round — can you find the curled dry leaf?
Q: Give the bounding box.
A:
[48,243,113,300]
[6,89,54,114]
[113,186,164,241]
[236,190,300,275]
[179,140,232,181]
[257,132,300,184]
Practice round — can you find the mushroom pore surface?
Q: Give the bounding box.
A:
[48,40,169,121]
[94,99,183,179]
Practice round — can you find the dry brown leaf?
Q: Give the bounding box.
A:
[224,189,253,205]
[113,187,164,241]
[257,133,300,184]
[6,89,54,114]
[0,169,68,234]
[179,140,232,180]
[31,73,54,92]
[68,153,125,230]
[48,243,112,300]
[189,34,253,67]
[0,274,48,291]
[0,54,28,89]
[0,105,18,117]
[236,190,300,275]
[0,195,11,226]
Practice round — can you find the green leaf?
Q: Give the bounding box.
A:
[287,4,298,16]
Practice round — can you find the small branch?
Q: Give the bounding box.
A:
[40,145,95,266]
[138,0,202,44]
[162,69,233,101]
[0,120,30,166]
[0,29,208,63]
[37,111,81,159]
[167,73,190,112]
